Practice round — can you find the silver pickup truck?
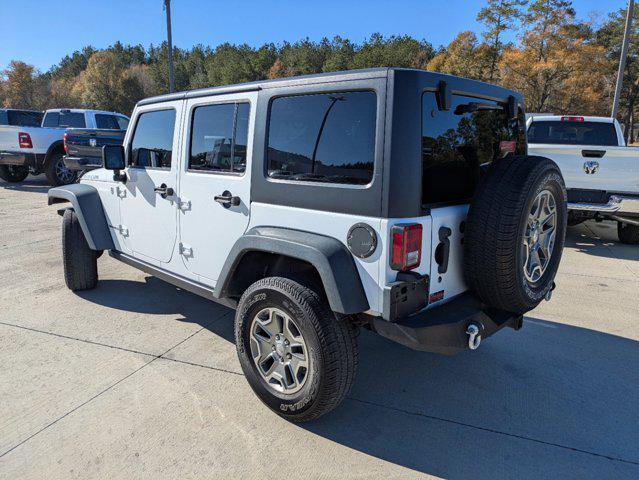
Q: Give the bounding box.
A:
[527,115,639,244]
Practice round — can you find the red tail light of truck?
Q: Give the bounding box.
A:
[18,132,33,149]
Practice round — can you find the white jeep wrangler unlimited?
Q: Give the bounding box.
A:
[49,68,567,422]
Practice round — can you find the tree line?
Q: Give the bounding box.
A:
[1,0,637,141]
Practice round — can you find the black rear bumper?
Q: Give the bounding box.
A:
[63,155,102,171]
[372,292,523,355]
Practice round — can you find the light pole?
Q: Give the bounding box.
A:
[164,0,175,93]
[612,0,634,119]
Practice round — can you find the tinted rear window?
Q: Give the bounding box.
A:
[527,121,618,146]
[421,93,525,205]
[42,112,86,128]
[267,91,376,185]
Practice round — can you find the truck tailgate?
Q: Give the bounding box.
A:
[66,128,125,159]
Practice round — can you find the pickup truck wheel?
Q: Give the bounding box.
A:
[617,221,639,244]
[46,153,77,186]
[235,277,358,422]
[0,165,29,182]
[62,209,98,291]
[464,156,567,314]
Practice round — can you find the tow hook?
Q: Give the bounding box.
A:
[544,281,556,302]
[466,323,482,350]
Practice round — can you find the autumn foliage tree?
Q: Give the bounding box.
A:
[0,0,634,128]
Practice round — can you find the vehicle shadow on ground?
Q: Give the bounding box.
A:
[0,176,50,194]
[565,222,639,263]
[305,320,639,478]
[78,276,639,478]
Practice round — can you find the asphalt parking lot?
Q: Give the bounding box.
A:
[1,175,638,479]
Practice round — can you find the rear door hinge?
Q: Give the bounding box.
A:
[118,225,129,237]
[179,243,193,257]
[178,199,191,211]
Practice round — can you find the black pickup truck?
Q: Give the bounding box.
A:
[63,120,128,172]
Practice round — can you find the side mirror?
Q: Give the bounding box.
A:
[102,144,127,182]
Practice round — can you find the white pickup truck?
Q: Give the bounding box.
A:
[527,115,639,244]
[0,108,129,186]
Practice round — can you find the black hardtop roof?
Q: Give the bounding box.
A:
[137,67,522,107]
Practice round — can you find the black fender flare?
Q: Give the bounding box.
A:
[45,140,65,163]
[48,183,114,251]
[213,226,370,315]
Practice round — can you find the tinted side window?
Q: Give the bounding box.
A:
[8,111,43,127]
[42,112,59,127]
[267,91,376,185]
[0,111,8,125]
[527,121,618,146]
[95,114,120,129]
[59,112,86,128]
[189,103,250,174]
[130,109,176,169]
[421,93,525,205]
[116,116,130,130]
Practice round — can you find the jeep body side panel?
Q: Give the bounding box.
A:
[214,226,370,314]
[48,183,115,251]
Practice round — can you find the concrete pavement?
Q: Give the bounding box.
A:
[1,175,638,479]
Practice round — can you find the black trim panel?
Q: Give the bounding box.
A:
[214,226,370,314]
[47,183,115,251]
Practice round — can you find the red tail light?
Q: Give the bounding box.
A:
[63,132,68,153]
[561,116,584,122]
[499,140,517,155]
[18,132,32,149]
[390,224,422,271]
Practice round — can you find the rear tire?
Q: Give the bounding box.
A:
[464,156,567,314]
[0,165,29,182]
[62,210,98,291]
[235,277,358,422]
[46,153,77,186]
[617,221,639,244]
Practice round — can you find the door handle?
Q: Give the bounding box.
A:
[154,183,174,199]
[214,190,241,208]
[582,149,606,158]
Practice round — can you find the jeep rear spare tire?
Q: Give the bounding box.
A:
[464,156,567,314]
[235,277,358,423]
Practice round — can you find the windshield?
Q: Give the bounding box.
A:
[528,121,618,146]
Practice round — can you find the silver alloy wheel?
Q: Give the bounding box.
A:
[54,156,76,184]
[249,307,310,394]
[523,189,557,283]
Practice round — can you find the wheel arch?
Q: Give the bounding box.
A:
[48,183,114,251]
[214,226,370,315]
[45,140,65,163]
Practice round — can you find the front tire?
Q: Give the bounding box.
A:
[235,277,358,422]
[62,210,98,291]
[46,153,77,186]
[0,165,29,182]
[617,221,639,244]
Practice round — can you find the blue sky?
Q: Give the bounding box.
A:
[0,0,626,72]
